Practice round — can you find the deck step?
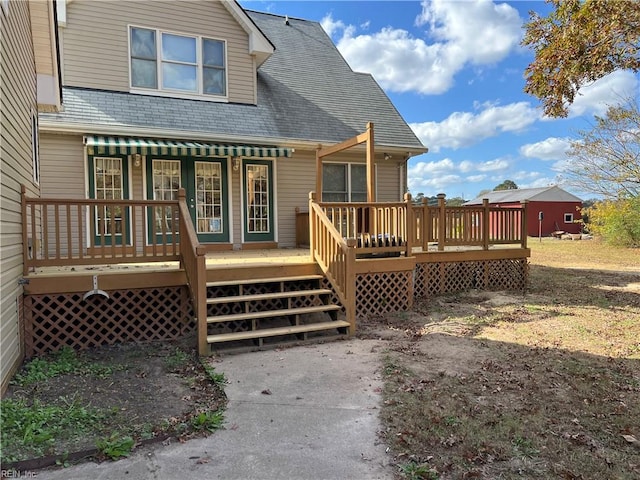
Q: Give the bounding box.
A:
[207,320,351,344]
[207,305,341,324]
[206,274,324,288]
[206,288,332,305]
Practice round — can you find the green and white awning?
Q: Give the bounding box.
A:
[84,136,293,158]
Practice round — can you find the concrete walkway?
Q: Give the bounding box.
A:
[37,339,393,480]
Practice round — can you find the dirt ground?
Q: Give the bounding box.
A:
[357,264,640,479]
[3,333,227,465]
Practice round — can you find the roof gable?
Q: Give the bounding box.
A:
[465,186,583,205]
[221,1,274,67]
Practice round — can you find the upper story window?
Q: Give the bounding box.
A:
[130,26,226,98]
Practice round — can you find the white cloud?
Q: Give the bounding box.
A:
[322,0,522,95]
[476,158,510,172]
[467,174,487,182]
[568,70,639,117]
[410,102,539,152]
[511,170,542,181]
[415,0,523,64]
[519,177,558,189]
[408,156,512,194]
[519,137,571,161]
[320,13,347,39]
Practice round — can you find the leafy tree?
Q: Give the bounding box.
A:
[522,0,640,117]
[446,197,466,206]
[582,197,640,247]
[476,188,492,198]
[494,180,518,191]
[562,100,640,199]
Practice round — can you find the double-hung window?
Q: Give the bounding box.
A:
[130,26,226,97]
[322,163,367,202]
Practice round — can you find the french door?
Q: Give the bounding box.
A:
[88,155,130,245]
[242,159,274,242]
[148,157,229,243]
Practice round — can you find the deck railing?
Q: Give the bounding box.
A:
[410,195,528,251]
[309,193,356,332]
[21,186,184,274]
[318,199,410,256]
[176,189,208,356]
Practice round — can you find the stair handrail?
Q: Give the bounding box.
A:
[177,188,208,355]
[309,192,356,334]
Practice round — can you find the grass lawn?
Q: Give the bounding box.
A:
[368,238,640,479]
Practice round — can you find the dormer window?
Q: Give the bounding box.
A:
[129,26,226,98]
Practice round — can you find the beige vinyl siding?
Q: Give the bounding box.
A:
[376,161,401,202]
[275,150,315,247]
[29,1,54,76]
[39,133,86,199]
[0,0,38,393]
[63,0,256,104]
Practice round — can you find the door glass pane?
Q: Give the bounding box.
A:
[195,162,223,234]
[246,164,269,233]
[322,164,347,201]
[94,157,123,236]
[152,159,181,234]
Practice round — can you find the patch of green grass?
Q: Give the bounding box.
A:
[201,361,227,387]
[398,461,438,480]
[96,434,135,460]
[0,397,110,463]
[11,347,122,387]
[190,410,224,433]
[164,348,190,372]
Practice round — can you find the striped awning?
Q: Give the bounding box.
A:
[84,136,293,158]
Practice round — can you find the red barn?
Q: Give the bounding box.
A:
[465,186,583,237]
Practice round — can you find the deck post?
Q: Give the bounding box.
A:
[421,197,429,250]
[315,145,322,202]
[437,193,446,251]
[520,200,528,249]
[403,192,413,257]
[308,192,316,262]
[196,244,208,356]
[366,122,375,202]
[483,198,490,250]
[178,188,186,269]
[345,237,357,334]
[21,185,29,276]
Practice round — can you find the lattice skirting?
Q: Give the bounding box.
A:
[23,287,195,357]
[356,271,413,318]
[415,258,528,298]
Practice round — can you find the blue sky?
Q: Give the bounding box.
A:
[241,0,639,200]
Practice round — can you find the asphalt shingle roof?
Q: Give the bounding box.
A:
[465,186,583,204]
[40,10,425,151]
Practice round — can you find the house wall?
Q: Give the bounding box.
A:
[0,0,39,394]
[62,0,256,104]
[38,133,404,249]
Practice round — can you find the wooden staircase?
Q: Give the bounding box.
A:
[204,272,351,351]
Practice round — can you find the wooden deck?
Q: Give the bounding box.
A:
[20,188,530,357]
